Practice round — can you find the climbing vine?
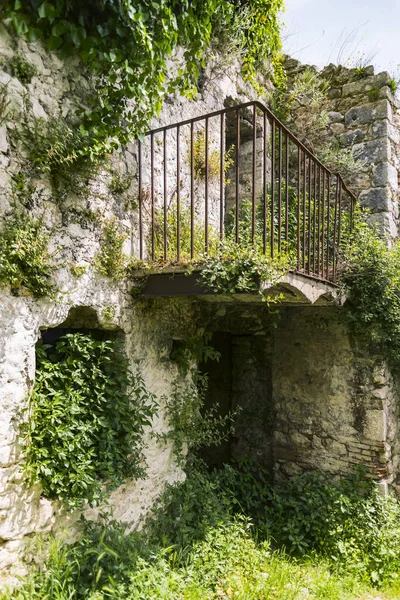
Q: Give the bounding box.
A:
[0,208,55,297]
[161,336,238,462]
[340,211,400,372]
[3,0,284,163]
[23,332,157,509]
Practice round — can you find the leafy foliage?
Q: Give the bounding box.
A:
[8,462,400,598]
[94,218,128,280]
[17,114,99,191]
[340,213,400,370]
[23,333,157,509]
[0,208,55,297]
[200,201,294,295]
[161,338,238,462]
[3,0,284,163]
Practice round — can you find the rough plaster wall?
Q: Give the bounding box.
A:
[272,307,399,492]
[0,23,259,581]
[285,60,399,237]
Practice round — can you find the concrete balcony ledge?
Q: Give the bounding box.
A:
[133,268,346,306]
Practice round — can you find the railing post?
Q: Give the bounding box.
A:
[138,140,143,260]
[252,104,257,244]
[271,119,275,258]
[176,124,181,262]
[220,113,225,240]
[236,108,241,244]
[150,133,155,261]
[163,129,167,261]
[190,122,194,259]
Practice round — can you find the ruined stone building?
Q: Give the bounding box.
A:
[0,22,400,580]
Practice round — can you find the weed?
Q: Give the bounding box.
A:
[109,172,132,195]
[94,218,128,280]
[0,208,55,297]
[368,86,381,102]
[389,78,398,94]
[70,263,86,277]
[0,83,10,124]
[102,305,116,320]
[6,54,38,84]
[191,129,234,182]
[354,65,370,80]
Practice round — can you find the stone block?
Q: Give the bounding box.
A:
[327,111,344,123]
[327,88,342,99]
[353,138,391,163]
[339,129,365,146]
[364,409,386,442]
[345,105,374,126]
[373,100,393,121]
[330,123,345,135]
[368,211,398,237]
[359,187,393,212]
[0,127,8,154]
[372,163,398,189]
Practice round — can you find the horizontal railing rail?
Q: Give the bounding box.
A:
[136,101,357,284]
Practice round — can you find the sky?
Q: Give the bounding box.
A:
[282,0,400,76]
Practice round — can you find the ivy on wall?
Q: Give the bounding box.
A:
[0,208,55,297]
[340,213,400,372]
[23,332,157,509]
[3,0,284,163]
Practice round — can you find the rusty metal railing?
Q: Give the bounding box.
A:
[136,101,356,284]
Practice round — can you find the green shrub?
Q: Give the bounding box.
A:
[0,209,55,297]
[5,463,400,597]
[340,213,400,370]
[23,332,157,508]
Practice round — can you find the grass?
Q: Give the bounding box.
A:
[4,464,400,599]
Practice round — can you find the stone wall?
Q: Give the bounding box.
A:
[0,23,258,581]
[273,307,399,492]
[192,301,400,493]
[285,59,400,237]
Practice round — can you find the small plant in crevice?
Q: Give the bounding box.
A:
[160,336,238,463]
[354,65,370,80]
[94,218,128,280]
[108,171,132,196]
[389,77,398,95]
[0,208,55,297]
[318,142,367,179]
[102,304,116,321]
[70,263,86,278]
[0,83,11,124]
[191,129,234,182]
[22,332,157,509]
[368,86,381,102]
[17,113,101,199]
[4,53,38,84]
[11,171,36,208]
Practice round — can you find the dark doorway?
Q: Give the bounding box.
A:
[199,332,274,472]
